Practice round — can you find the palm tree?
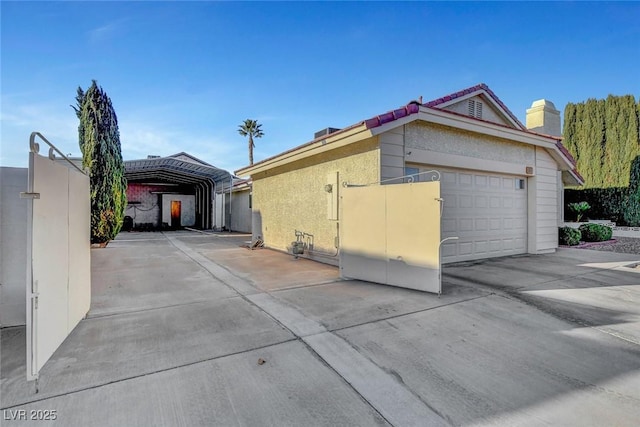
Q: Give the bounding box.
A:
[238,119,264,165]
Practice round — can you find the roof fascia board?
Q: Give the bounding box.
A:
[236,124,370,176]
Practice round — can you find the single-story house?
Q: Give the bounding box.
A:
[124,152,231,230]
[236,84,583,265]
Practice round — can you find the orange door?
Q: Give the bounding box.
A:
[171,200,181,228]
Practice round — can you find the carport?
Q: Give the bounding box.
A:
[125,154,230,229]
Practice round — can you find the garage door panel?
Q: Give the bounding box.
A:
[489,240,503,252]
[442,218,457,233]
[514,218,527,229]
[459,242,473,255]
[502,178,515,188]
[442,172,457,184]
[459,195,473,208]
[429,166,527,263]
[442,193,457,208]
[475,218,488,231]
[502,239,515,250]
[475,241,488,254]
[489,219,502,230]
[503,197,514,208]
[459,218,473,231]
[475,196,488,208]
[442,242,457,257]
[475,175,487,186]
[459,173,473,186]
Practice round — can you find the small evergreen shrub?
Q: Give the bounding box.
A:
[578,223,613,242]
[568,201,590,222]
[559,227,582,246]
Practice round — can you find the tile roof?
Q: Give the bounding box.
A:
[364,102,420,129]
[363,83,526,132]
[238,84,579,175]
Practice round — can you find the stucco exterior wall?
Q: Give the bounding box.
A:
[0,167,28,326]
[251,138,380,259]
[405,122,535,166]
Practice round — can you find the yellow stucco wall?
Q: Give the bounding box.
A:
[251,137,380,256]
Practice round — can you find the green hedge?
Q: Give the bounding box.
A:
[578,223,613,242]
[565,155,640,226]
[559,227,581,246]
[565,187,627,224]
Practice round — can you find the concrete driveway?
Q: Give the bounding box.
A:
[1,231,639,426]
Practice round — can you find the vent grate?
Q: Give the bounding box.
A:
[468,100,483,119]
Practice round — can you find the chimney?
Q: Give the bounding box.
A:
[526,99,561,136]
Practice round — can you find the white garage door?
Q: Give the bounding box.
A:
[434,167,527,263]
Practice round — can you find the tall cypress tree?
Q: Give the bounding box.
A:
[563,103,577,161]
[73,80,127,243]
[603,95,621,186]
[623,95,640,184]
[564,95,640,189]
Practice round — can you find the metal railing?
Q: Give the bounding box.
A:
[29,131,87,175]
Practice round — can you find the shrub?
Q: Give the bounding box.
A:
[568,201,590,222]
[559,227,581,246]
[578,223,613,242]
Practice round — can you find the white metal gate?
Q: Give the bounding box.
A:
[340,181,442,293]
[23,133,91,380]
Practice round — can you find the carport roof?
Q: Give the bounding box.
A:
[125,154,231,186]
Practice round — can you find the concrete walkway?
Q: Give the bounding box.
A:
[2,231,639,426]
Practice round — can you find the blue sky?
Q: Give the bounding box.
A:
[2,1,639,173]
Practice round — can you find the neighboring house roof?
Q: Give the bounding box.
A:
[236,84,583,185]
[167,152,214,167]
[125,153,230,186]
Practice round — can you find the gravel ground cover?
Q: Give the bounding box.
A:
[568,236,640,255]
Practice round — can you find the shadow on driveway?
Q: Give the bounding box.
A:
[2,232,639,426]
